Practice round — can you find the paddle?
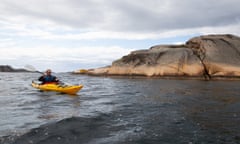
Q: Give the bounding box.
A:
[24,65,43,74]
[25,65,67,85]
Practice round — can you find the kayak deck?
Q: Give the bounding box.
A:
[32,82,83,95]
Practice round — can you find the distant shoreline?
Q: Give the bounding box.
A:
[0,65,29,72]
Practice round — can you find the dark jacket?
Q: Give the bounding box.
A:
[38,75,59,84]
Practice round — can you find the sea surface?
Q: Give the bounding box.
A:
[0,72,240,144]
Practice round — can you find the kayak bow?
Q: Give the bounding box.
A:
[31,81,83,95]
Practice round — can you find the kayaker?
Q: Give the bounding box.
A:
[38,69,59,84]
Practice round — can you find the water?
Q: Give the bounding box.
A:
[0,72,240,143]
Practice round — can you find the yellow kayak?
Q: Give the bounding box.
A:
[31,81,83,95]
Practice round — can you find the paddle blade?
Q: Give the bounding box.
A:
[24,65,43,74]
[24,65,36,71]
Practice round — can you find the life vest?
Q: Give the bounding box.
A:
[43,75,56,82]
[41,75,58,84]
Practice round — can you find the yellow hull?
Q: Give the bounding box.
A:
[32,82,83,95]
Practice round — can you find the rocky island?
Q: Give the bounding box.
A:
[0,65,29,72]
[75,34,240,80]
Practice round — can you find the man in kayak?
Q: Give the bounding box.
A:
[38,69,59,84]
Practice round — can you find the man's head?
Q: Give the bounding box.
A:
[45,69,52,75]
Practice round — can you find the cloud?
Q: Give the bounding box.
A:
[1,0,240,39]
[0,45,134,72]
[0,0,240,71]
[1,0,240,33]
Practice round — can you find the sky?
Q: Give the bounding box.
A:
[0,0,240,72]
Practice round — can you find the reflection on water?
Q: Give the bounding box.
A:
[0,72,240,143]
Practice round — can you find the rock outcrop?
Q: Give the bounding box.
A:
[75,34,240,80]
[186,34,240,79]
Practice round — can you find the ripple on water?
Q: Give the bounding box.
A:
[1,73,240,143]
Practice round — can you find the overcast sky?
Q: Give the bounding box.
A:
[0,0,240,72]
